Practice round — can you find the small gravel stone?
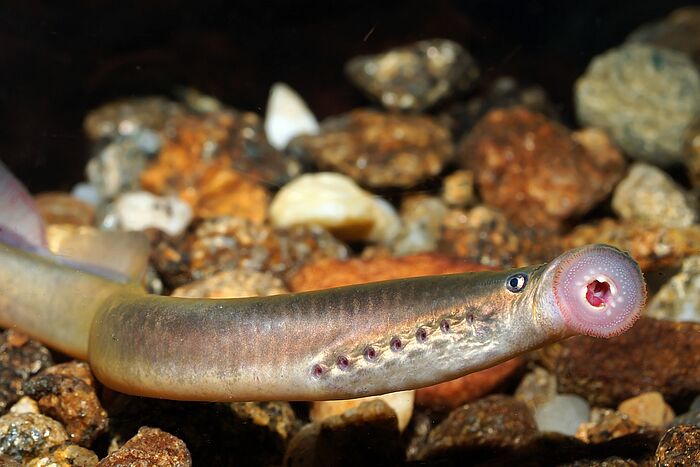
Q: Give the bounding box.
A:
[112,191,192,236]
[9,396,39,415]
[618,392,675,428]
[22,362,108,447]
[515,366,558,412]
[84,97,184,142]
[535,394,591,436]
[646,255,700,323]
[288,109,453,188]
[576,408,645,444]
[34,193,95,226]
[171,268,288,298]
[392,195,448,256]
[269,172,401,243]
[0,412,68,463]
[0,330,53,414]
[86,138,155,199]
[26,444,99,467]
[228,401,298,446]
[441,169,476,208]
[655,424,700,466]
[264,82,319,151]
[310,390,414,432]
[560,457,639,467]
[612,163,697,228]
[459,107,625,230]
[345,38,479,111]
[98,427,191,467]
[575,43,700,165]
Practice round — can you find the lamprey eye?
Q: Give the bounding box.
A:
[506,273,528,293]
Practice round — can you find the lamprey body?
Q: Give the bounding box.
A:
[0,241,646,401]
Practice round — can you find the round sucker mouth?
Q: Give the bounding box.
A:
[552,244,646,338]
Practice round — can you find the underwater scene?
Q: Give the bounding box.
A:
[0,1,699,465]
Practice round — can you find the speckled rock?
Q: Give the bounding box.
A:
[99,427,191,467]
[576,408,646,444]
[627,7,700,68]
[575,43,700,165]
[110,191,193,236]
[562,219,700,271]
[459,107,625,229]
[84,97,184,142]
[34,193,95,226]
[86,138,155,200]
[441,169,476,208]
[438,205,561,268]
[535,394,591,436]
[415,358,524,410]
[0,331,53,414]
[171,268,288,298]
[0,413,68,463]
[310,390,414,432]
[288,109,453,188]
[269,172,401,243]
[646,255,700,323]
[544,318,700,408]
[612,163,697,228]
[345,38,478,112]
[392,195,448,256]
[618,392,675,428]
[560,457,639,467]
[228,401,298,446]
[22,362,108,447]
[26,444,99,467]
[655,424,700,466]
[515,366,558,412]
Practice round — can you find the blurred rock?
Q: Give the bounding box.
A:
[108,191,192,236]
[98,427,191,467]
[562,219,700,271]
[544,318,700,408]
[310,390,414,432]
[612,163,697,228]
[0,412,68,463]
[575,43,700,165]
[34,193,95,226]
[459,107,625,230]
[86,138,155,199]
[655,424,700,465]
[441,169,476,208]
[288,109,453,188]
[0,330,53,415]
[515,366,558,412]
[576,408,646,444]
[171,268,288,298]
[71,183,102,207]
[26,444,99,467]
[228,401,298,449]
[535,394,591,436]
[618,392,675,428]
[264,82,319,151]
[392,195,448,255]
[22,362,108,447]
[270,172,400,243]
[9,396,39,415]
[646,255,700,323]
[345,38,478,111]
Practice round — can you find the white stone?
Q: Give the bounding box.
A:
[71,182,102,206]
[310,390,415,432]
[270,172,400,243]
[534,394,590,436]
[114,191,192,237]
[9,396,39,414]
[264,82,319,150]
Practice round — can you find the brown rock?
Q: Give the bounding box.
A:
[0,413,68,463]
[26,444,99,467]
[34,193,95,226]
[441,169,476,208]
[515,366,558,412]
[288,108,453,188]
[655,424,700,466]
[412,395,537,461]
[22,362,108,447]
[415,358,524,410]
[576,408,646,443]
[99,427,191,467]
[562,218,700,271]
[0,330,53,414]
[546,318,700,408]
[171,268,288,298]
[618,392,675,428]
[459,107,625,230]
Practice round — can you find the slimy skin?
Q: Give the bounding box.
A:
[0,241,646,402]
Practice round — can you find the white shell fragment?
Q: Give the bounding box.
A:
[269,172,400,243]
[264,82,319,150]
[114,191,192,237]
[310,390,415,432]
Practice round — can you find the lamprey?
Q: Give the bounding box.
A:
[0,241,646,401]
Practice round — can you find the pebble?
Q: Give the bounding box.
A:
[515,366,558,412]
[562,218,700,271]
[310,390,414,432]
[264,82,319,150]
[412,395,537,462]
[575,408,645,444]
[545,318,700,407]
[392,195,448,256]
[112,191,192,236]
[612,163,697,228]
[269,172,400,243]
[171,268,288,298]
[0,413,68,463]
[86,138,155,199]
[575,43,700,165]
[9,396,39,415]
[0,330,53,414]
[26,444,99,467]
[655,424,700,465]
[22,362,108,447]
[534,394,591,436]
[345,38,478,111]
[228,401,299,448]
[34,192,95,226]
[70,183,102,207]
[98,427,191,467]
[83,97,183,142]
[441,169,476,208]
[646,255,700,323]
[459,107,625,230]
[618,392,675,428]
[287,109,454,189]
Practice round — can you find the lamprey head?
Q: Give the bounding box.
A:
[536,244,646,338]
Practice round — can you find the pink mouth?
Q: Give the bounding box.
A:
[552,244,646,338]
